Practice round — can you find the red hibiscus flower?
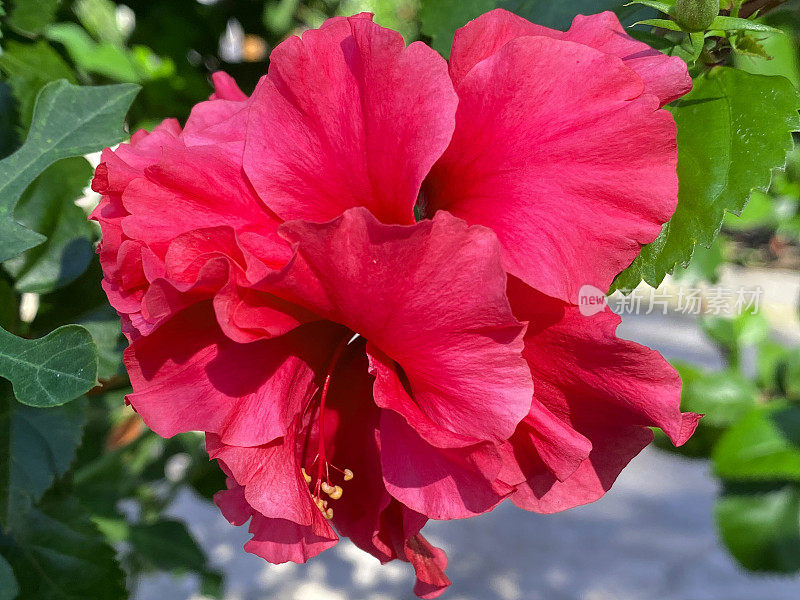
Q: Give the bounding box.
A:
[91,10,699,598]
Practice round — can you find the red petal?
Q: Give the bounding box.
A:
[243,14,456,225]
[449,9,691,104]
[427,34,679,302]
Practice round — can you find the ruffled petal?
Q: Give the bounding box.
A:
[426,34,679,302]
[243,14,457,225]
[449,9,691,105]
[265,207,532,443]
[504,278,700,511]
[211,439,339,563]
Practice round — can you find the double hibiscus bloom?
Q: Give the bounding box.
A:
[92,9,699,598]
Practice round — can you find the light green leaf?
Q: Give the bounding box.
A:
[46,22,141,82]
[2,158,95,293]
[713,404,800,481]
[0,383,87,530]
[633,17,685,30]
[0,324,97,407]
[614,68,800,290]
[0,79,139,262]
[0,494,126,599]
[716,485,800,573]
[0,554,18,600]
[5,0,60,37]
[677,365,758,428]
[419,0,494,57]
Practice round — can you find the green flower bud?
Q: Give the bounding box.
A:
[674,0,718,32]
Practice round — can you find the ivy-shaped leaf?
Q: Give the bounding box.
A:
[0,79,139,262]
[614,68,800,290]
[3,157,95,294]
[0,324,98,407]
[0,554,19,600]
[0,384,87,530]
[0,494,126,600]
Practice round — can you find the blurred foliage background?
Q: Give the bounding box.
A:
[0,0,800,598]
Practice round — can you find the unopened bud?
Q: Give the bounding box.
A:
[674,0,718,32]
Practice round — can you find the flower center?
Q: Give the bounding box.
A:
[301,333,356,520]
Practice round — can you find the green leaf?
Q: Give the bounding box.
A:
[0,83,18,160]
[0,324,97,407]
[0,494,127,599]
[419,0,494,57]
[713,404,800,481]
[710,15,785,34]
[614,68,800,289]
[129,519,207,572]
[78,306,123,381]
[0,40,76,130]
[46,22,142,82]
[633,17,685,30]
[678,365,758,428]
[0,79,139,263]
[419,0,653,58]
[2,158,95,293]
[626,0,676,13]
[5,0,61,37]
[0,383,87,530]
[716,485,800,573]
[0,554,19,600]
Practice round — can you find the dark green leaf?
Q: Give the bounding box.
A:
[419,0,654,58]
[2,157,95,293]
[614,68,800,289]
[0,324,97,407]
[78,306,123,381]
[0,383,87,530]
[129,519,206,572]
[5,0,60,37]
[0,83,18,160]
[713,404,800,481]
[0,554,19,600]
[716,485,800,572]
[0,79,139,262]
[0,40,76,130]
[0,494,126,600]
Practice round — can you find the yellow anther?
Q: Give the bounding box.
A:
[301,468,312,484]
[328,485,343,500]
[324,507,334,520]
[343,469,354,481]
[320,481,334,495]
[314,497,325,511]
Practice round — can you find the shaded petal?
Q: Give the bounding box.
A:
[243,14,457,225]
[379,409,512,520]
[505,278,700,511]
[266,207,532,443]
[427,34,679,302]
[211,445,338,563]
[125,302,346,445]
[449,9,691,105]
